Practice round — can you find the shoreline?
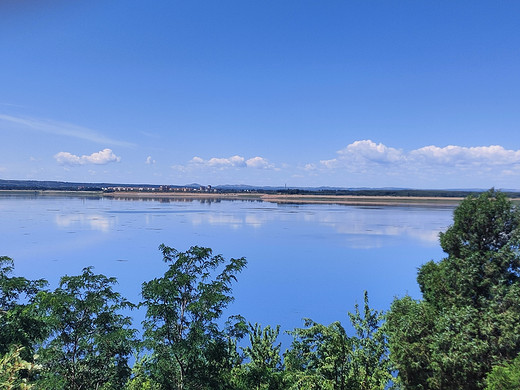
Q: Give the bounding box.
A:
[102,191,465,206]
[5,189,518,206]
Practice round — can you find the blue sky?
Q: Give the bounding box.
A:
[1,1,520,189]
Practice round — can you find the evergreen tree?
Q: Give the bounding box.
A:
[387,190,520,389]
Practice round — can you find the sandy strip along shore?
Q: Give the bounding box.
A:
[102,191,466,206]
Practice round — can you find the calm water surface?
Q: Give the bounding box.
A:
[1,194,455,335]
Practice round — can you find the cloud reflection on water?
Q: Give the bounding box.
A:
[303,208,449,248]
[182,204,450,249]
[55,213,114,233]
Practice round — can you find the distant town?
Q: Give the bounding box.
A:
[103,185,219,193]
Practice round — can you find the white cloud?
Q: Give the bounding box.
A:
[319,140,520,172]
[320,140,404,170]
[320,158,340,169]
[246,156,274,169]
[312,140,520,187]
[304,163,317,171]
[410,145,520,166]
[55,152,81,165]
[0,114,134,147]
[54,149,121,166]
[207,155,246,168]
[338,140,404,163]
[190,156,205,164]
[187,155,273,170]
[146,156,156,165]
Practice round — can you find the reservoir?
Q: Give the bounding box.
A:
[1,193,455,335]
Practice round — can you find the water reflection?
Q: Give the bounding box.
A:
[106,196,256,204]
[300,207,450,248]
[190,213,244,229]
[55,213,114,233]
[179,203,452,248]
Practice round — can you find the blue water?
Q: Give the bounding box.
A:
[0,194,455,339]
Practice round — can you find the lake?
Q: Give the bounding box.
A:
[1,193,455,337]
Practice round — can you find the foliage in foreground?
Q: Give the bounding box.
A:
[0,346,38,390]
[0,256,47,361]
[485,352,520,390]
[285,291,391,390]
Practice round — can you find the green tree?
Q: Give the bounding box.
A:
[125,355,161,390]
[36,267,137,390]
[348,291,392,390]
[486,353,520,390]
[285,319,353,390]
[232,323,285,390]
[140,245,247,390]
[0,256,47,361]
[387,190,520,389]
[385,296,435,389]
[285,292,391,390]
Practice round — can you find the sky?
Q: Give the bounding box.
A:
[1,1,520,189]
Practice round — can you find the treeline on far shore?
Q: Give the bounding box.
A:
[261,188,520,198]
[3,190,520,389]
[2,178,520,198]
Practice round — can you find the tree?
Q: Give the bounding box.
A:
[285,291,391,390]
[232,323,285,390]
[0,256,47,361]
[385,296,435,389]
[124,354,161,390]
[486,353,520,390]
[387,190,520,389]
[285,319,353,390]
[419,189,520,310]
[348,291,392,390]
[36,267,137,390]
[140,245,247,390]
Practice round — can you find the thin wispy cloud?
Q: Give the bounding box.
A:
[0,102,26,108]
[140,130,161,139]
[0,114,134,147]
[54,149,121,166]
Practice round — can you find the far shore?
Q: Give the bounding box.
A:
[4,189,519,206]
[102,191,466,206]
